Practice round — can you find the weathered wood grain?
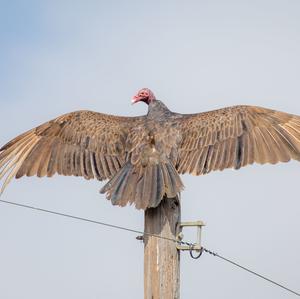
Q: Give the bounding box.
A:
[144,196,181,299]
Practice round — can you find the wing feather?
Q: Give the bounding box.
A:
[176,105,300,175]
[0,110,144,193]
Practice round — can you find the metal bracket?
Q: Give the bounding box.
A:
[176,220,205,251]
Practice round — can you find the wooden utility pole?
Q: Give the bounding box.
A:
[144,196,181,299]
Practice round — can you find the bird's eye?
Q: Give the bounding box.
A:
[139,91,148,97]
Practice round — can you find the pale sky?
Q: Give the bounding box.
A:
[0,1,299,298]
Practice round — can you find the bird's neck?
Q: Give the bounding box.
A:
[147,100,171,119]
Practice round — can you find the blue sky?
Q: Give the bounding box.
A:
[0,1,300,298]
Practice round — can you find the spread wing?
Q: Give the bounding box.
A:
[0,110,144,193]
[175,105,300,175]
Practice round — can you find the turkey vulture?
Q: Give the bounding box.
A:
[1,88,300,210]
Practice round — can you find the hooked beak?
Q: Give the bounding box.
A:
[131,95,140,104]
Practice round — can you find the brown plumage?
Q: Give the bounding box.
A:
[1,88,300,209]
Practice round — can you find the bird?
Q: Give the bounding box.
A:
[1,88,300,210]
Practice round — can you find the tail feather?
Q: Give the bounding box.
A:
[100,161,184,210]
[101,162,131,204]
[155,164,164,206]
[148,165,158,208]
[140,165,151,209]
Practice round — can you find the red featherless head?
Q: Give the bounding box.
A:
[132,88,156,105]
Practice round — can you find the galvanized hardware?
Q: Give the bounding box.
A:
[136,235,144,241]
[189,246,204,259]
[176,220,205,251]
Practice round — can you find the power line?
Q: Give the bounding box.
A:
[0,198,299,297]
[0,199,191,246]
[202,248,300,297]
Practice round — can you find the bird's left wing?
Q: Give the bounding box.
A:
[175,105,300,175]
[0,110,144,193]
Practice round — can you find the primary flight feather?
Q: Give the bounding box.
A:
[1,88,300,209]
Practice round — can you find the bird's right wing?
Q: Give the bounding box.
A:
[175,105,300,175]
[0,110,144,193]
